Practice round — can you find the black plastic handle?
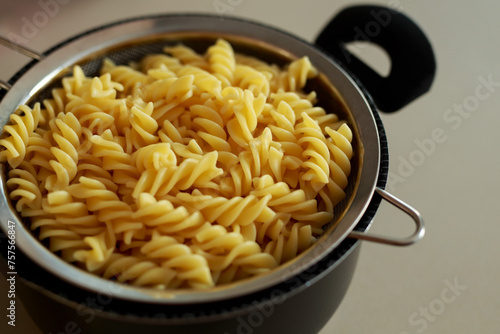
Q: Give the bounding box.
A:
[315,5,436,113]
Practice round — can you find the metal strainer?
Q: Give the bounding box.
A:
[0,13,426,307]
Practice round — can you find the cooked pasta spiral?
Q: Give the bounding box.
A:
[6,161,42,212]
[140,54,183,74]
[26,130,56,186]
[296,112,331,192]
[164,44,208,70]
[264,221,315,264]
[42,88,65,124]
[276,56,317,92]
[98,253,179,288]
[133,193,205,235]
[102,59,150,94]
[128,100,159,148]
[139,231,213,288]
[68,177,136,246]
[0,104,41,168]
[45,112,83,191]
[176,190,275,228]
[233,64,270,97]
[226,89,266,148]
[132,150,222,198]
[207,39,236,87]
[190,224,277,285]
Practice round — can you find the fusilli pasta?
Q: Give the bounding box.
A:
[0,38,354,290]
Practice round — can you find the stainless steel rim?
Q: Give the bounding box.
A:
[0,14,381,304]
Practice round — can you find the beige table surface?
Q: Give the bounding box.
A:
[0,0,499,333]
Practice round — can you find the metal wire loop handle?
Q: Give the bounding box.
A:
[0,36,44,91]
[349,187,425,246]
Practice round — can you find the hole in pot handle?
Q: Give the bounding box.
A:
[349,187,425,246]
[0,36,43,91]
[315,5,436,113]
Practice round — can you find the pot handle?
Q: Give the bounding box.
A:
[315,5,436,113]
[0,36,43,90]
[349,187,425,246]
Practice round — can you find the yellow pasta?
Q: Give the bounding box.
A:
[0,104,41,168]
[0,38,354,290]
[207,39,236,87]
[163,44,208,70]
[6,161,42,212]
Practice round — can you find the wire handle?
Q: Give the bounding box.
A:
[349,187,425,246]
[0,36,43,91]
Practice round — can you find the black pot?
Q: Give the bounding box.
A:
[0,5,435,334]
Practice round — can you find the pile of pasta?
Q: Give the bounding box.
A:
[0,39,353,289]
